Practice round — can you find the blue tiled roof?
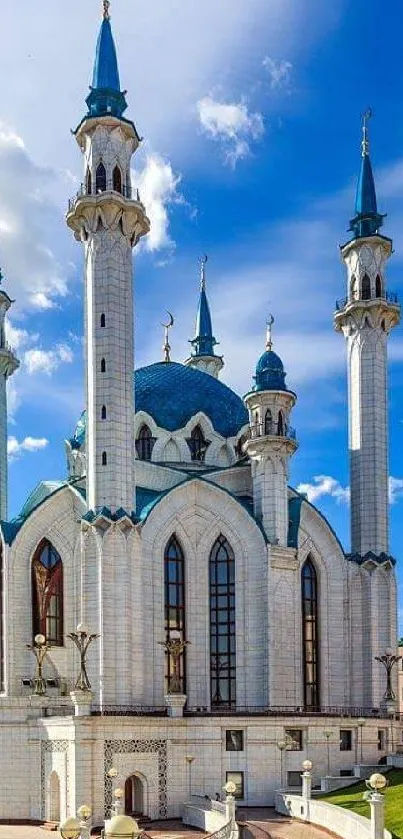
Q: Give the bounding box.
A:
[191,288,217,357]
[72,362,248,444]
[85,15,128,120]
[247,349,293,394]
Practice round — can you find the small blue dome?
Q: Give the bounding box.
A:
[71,362,248,446]
[254,349,288,392]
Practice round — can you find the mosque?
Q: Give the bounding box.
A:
[0,2,400,826]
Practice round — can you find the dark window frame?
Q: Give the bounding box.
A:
[136,424,156,461]
[113,165,122,194]
[226,771,244,800]
[284,729,303,751]
[96,162,107,193]
[32,539,63,646]
[164,536,186,694]
[210,535,236,709]
[226,730,244,752]
[302,558,320,709]
[187,424,210,462]
[362,273,371,300]
[340,729,353,752]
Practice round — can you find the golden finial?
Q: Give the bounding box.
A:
[161,311,174,362]
[200,254,208,291]
[266,314,274,350]
[361,108,372,158]
[103,0,111,20]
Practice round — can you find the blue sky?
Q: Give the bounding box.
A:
[1,0,403,629]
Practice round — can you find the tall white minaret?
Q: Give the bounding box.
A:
[244,318,297,546]
[334,112,400,557]
[67,1,149,514]
[0,265,19,521]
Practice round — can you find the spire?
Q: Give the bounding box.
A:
[85,2,128,120]
[266,314,274,351]
[191,256,217,358]
[161,311,174,363]
[349,109,384,240]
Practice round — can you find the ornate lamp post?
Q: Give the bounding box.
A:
[324,730,332,776]
[59,817,81,839]
[365,773,388,839]
[185,755,195,798]
[357,717,366,764]
[67,623,100,691]
[301,760,312,800]
[158,629,190,694]
[277,740,287,789]
[26,634,51,696]
[375,648,402,716]
[77,804,92,839]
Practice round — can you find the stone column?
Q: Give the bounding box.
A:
[370,792,385,839]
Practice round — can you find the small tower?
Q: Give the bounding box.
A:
[185,256,223,378]
[66,2,149,514]
[335,112,400,558]
[0,264,19,520]
[244,318,297,545]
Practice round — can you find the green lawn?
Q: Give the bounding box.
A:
[321,769,403,839]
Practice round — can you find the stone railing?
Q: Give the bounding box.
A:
[275,792,391,839]
[182,796,235,838]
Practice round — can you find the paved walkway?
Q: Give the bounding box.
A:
[0,810,340,839]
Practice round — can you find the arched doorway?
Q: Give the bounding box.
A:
[125,775,144,816]
[49,771,60,822]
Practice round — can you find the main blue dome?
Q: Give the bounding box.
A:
[71,362,248,445]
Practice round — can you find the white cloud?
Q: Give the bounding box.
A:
[8,435,48,461]
[132,153,182,252]
[263,57,293,90]
[5,322,37,352]
[24,343,73,376]
[296,475,350,505]
[197,96,264,167]
[296,475,403,507]
[0,123,71,315]
[389,477,403,504]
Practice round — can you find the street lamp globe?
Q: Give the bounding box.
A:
[59,816,81,839]
[114,787,124,799]
[357,717,366,727]
[369,773,388,791]
[277,740,286,751]
[76,623,89,635]
[223,780,237,795]
[108,767,118,778]
[105,814,141,837]
[302,760,312,772]
[77,804,92,819]
[34,634,46,646]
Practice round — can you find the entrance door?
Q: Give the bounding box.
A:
[124,775,144,816]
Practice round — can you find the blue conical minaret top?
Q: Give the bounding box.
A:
[190,256,218,357]
[349,110,384,239]
[86,1,128,120]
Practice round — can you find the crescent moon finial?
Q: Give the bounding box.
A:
[200,254,208,290]
[361,107,372,157]
[266,314,274,350]
[161,311,174,361]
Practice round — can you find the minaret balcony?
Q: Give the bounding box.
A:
[248,422,297,442]
[67,181,140,213]
[335,290,399,312]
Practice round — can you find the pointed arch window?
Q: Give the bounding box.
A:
[101,405,107,420]
[136,424,155,461]
[277,411,284,436]
[100,314,106,328]
[32,540,63,646]
[302,558,319,709]
[96,162,107,193]
[164,536,186,693]
[101,358,106,373]
[375,274,382,298]
[264,409,273,435]
[362,273,371,300]
[86,167,92,195]
[113,165,122,194]
[187,425,210,462]
[210,535,236,708]
[102,451,107,466]
[350,275,358,300]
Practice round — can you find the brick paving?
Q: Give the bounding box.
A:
[0,810,340,839]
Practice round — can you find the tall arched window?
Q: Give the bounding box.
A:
[350,275,358,300]
[101,358,106,373]
[32,540,63,646]
[113,165,122,194]
[277,411,284,436]
[375,274,382,298]
[100,313,106,328]
[0,541,3,691]
[102,451,107,466]
[264,409,273,435]
[362,273,371,300]
[101,405,107,420]
[187,425,209,462]
[210,535,236,708]
[86,168,92,195]
[164,536,186,693]
[302,558,319,709]
[136,424,155,461]
[96,162,107,193]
